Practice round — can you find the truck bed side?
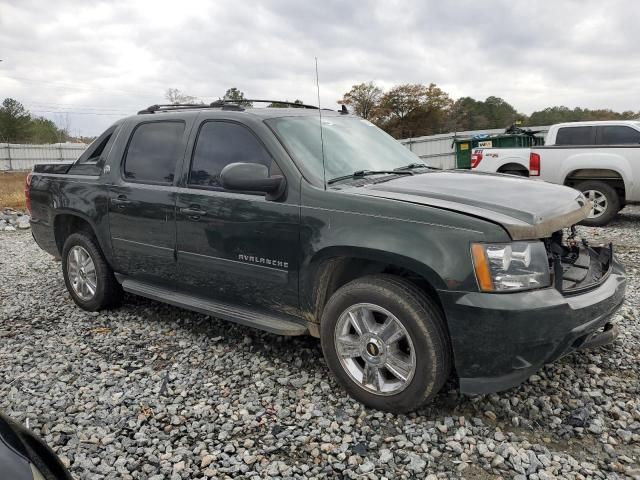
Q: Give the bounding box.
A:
[471,147,530,175]
[29,170,113,261]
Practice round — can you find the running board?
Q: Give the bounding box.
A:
[121,279,308,336]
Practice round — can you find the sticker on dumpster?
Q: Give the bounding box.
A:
[460,143,469,150]
[478,141,493,148]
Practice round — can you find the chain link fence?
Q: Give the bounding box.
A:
[0,143,88,171]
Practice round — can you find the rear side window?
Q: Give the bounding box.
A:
[555,126,594,145]
[77,125,118,164]
[123,121,185,184]
[599,126,640,144]
[188,121,273,188]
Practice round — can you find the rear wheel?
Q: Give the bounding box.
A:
[320,274,451,413]
[62,232,122,311]
[576,180,620,227]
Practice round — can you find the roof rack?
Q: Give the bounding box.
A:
[137,99,321,115]
[243,99,319,109]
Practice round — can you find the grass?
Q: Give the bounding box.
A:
[0,171,29,210]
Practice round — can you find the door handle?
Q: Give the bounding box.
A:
[180,207,207,220]
[111,196,131,208]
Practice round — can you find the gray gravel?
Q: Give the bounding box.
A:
[1,207,639,479]
[0,207,31,231]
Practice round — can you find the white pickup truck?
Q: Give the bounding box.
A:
[471,120,640,225]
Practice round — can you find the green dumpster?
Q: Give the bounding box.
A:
[455,140,473,169]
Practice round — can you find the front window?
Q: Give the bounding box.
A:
[598,125,640,144]
[189,121,274,188]
[267,116,421,184]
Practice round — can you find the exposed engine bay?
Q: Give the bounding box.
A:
[545,227,613,293]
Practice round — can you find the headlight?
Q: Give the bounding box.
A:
[471,241,550,292]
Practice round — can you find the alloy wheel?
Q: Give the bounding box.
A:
[584,189,608,219]
[67,245,98,301]
[334,303,416,395]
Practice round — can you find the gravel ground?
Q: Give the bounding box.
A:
[0,207,639,479]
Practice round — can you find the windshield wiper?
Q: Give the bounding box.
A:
[327,170,413,185]
[394,163,439,171]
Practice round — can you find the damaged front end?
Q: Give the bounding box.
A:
[544,227,619,351]
[545,227,613,294]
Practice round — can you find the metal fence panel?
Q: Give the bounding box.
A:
[0,143,88,171]
[400,125,550,169]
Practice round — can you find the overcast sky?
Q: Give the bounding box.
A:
[1,0,639,137]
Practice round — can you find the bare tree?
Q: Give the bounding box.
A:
[165,88,199,104]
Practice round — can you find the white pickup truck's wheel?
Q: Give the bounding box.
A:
[321,274,451,413]
[576,181,620,227]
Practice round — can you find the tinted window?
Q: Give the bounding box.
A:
[599,126,640,144]
[555,126,594,145]
[123,122,185,183]
[77,125,117,164]
[189,121,272,188]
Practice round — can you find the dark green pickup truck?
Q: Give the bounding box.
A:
[26,102,626,412]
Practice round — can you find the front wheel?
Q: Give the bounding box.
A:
[320,275,451,413]
[576,180,620,227]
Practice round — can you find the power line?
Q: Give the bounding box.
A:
[1,74,219,102]
[28,105,133,114]
[30,110,130,116]
[24,101,139,111]
[1,74,162,99]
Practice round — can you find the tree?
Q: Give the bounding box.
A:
[30,117,64,143]
[267,99,304,108]
[0,98,32,142]
[482,96,522,128]
[223,88,252,107]
[414,83,454,134]
[451,96,523,131]
[526,106,640,125]
[375,83,454,138]
[165,88,199,104]
[451,97,489,131]
[338,82,382,120]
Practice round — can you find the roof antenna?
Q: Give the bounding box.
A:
[315,57,327,190]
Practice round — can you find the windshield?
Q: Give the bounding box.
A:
[267,116,422,184]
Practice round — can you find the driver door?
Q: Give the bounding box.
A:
[175,120,300,312]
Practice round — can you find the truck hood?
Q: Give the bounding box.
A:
[349,170,591,240]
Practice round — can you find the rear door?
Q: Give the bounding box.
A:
[175,119,300,313]
[107,119,190,283]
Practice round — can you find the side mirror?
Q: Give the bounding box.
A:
[220,162,286,200]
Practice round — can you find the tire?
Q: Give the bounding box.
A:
[576,180,620,227]
[61,232,123,311]
[320,274,452,413]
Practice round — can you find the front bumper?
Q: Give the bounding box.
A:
[438,259,626,395]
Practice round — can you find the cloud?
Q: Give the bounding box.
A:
[1,0,638,136]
